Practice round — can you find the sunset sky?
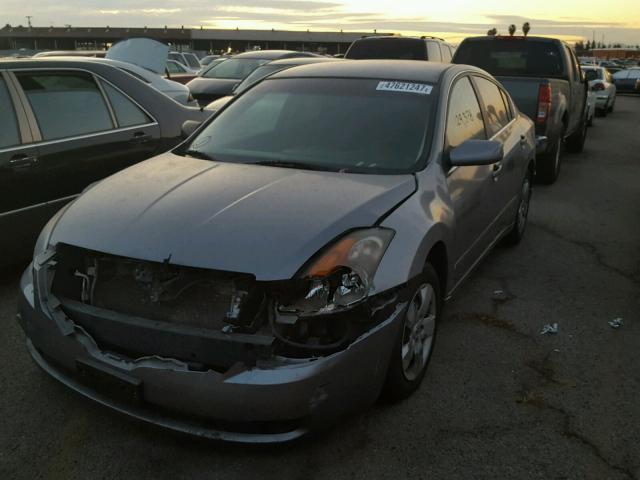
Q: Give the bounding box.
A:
[3,0,640,45]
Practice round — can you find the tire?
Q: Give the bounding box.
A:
[503,169,533,246]
[382,264,442,402]
[566,116,587,153]
[536,129,564,184]
[597,106,608,117]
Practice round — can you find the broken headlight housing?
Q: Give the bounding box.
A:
[278,228,394,317]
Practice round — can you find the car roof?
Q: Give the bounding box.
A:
[270,59,462,83]
[267,57,340,66]
[460,35,561,43]
[355,35,445,42]
[33,50,106,57]
[233,50,314,60]
[0,57,116,68]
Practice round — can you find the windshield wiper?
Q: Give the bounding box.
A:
[250,160,340,172]
[184,149,216,161]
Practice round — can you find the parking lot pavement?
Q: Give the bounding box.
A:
[1,96,639,480]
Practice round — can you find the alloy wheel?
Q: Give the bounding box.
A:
[401,283,437,381]
[517,176,531,234]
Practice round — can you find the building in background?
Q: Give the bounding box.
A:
[590,48,640,60]
[0,25,391,56]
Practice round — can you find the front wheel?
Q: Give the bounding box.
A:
[382,264,442,402]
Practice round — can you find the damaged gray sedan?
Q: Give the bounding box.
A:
[17,60,536,443]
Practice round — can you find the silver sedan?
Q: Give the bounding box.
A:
[18,60,537,443]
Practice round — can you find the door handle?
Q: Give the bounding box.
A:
[492,162,503,180]
[6,153,37,169]
[131,131,151,143]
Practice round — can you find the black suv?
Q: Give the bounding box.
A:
[345,36,455,62]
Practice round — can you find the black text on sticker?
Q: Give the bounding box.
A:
[376,81,433,95]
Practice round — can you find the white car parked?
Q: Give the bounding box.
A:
[581,66,616,116]
[168,51,201,73]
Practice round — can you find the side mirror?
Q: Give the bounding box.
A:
[181,120,202,139]
[449,139,503,167]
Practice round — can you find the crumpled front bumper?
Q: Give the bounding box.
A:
[17,264,405,443]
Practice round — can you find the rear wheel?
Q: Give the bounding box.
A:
[536,129,564,184]
[503,169,532,246]
[566,116,587,153]
[382,264,441,402]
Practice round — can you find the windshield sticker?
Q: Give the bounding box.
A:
[376,81,433,95]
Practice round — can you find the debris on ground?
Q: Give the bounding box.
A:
[491,289,510,302]
[540,323,559,335]
[608,318,624,329]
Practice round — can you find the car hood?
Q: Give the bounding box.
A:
[50,153,415,280]
[106,38,168,75]
[186,77,240,96]
[204,95,233,112]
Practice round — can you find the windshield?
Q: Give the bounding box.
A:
[583,69,601,81]
[184,78,435,174]
[234,64,287,94]
[184,53,201,69]
[346,39,427,60]
[203,58,269,79]
[454,39,565,77]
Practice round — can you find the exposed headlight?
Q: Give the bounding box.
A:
[278,228,394,317]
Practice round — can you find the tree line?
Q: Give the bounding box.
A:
[575,40,640,51]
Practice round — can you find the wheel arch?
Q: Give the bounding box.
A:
[425,241,448,296]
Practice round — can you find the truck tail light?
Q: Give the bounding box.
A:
[592,82,605,91]
[536,84,552,126]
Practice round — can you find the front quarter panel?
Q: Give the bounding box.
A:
[374,161,454,294]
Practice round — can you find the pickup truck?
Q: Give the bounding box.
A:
[453,36,588,184]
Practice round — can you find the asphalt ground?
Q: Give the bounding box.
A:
[1,95,639,480]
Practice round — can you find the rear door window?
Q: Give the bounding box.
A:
[473,76,511,136]
[584,69,599,81]
[346,38,427,60]
[454,39,564,77]
[100,81,152,128]
[0,77,21,148]
[446,77,486,149]
[426,41,442,62]
[16,71,113,140]
[500,88,514,121]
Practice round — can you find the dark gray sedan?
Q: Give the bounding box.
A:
[0,58,208,263]
[18,60,536,443]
